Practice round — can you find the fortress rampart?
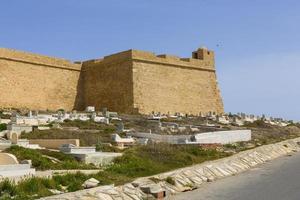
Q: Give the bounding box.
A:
[0,48,83,111]
[0,47,223,115]
[82,48,223,114]
[0,48,81,71]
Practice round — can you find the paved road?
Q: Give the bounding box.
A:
[171,152,300,200]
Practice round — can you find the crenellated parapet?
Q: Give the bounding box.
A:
[82,47,215,72]
[131,48,215,71]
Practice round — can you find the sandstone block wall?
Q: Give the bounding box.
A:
[0,48,83,111]
[82,50,134,113]
[131,50,223,114]
[82,48,223,115]
[0,47,223,115]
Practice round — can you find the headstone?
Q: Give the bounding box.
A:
[57,111,63,119]
[34,110,39,116]
[28,111,32,118]
[241,113,246,119]
[20,159,32,166]
[85,106,95,112]
[91,112,96,119]
[117,122,124,133]
[102,107,107,116]
[10,132,18,144]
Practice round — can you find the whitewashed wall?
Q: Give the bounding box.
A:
[130,130,251,144]
[193,130,251,144]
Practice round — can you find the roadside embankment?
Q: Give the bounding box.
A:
[40,137,300,200]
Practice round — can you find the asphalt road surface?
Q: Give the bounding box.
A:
[171,152,300,200]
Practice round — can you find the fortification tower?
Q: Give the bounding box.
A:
[82,47,224,115]
[192,47,214,65]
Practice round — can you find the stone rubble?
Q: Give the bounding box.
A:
[82,178,100,189]
[40,137,300,200]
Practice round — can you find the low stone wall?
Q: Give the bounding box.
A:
[40,137,300,200]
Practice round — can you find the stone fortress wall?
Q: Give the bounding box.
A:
[131,48,223,114]
[0,47,223,115]
[82,48,224,115]
[82,50,134,113]
[0,48,83,111]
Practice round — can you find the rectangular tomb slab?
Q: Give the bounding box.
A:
[72,152,122,166]
[0,164,35,179]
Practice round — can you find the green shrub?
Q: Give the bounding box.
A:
[107,144,229,178]
[244,120,269,128]
[53,172,89,192]
[0,179,17,197]
[0,143,231,199]
[223,143,237,149]
[17,178,52,196]
[22,128,113,146]
[38,149,75,162]
[148,177,161,183]
[5,146,96,170]
[165,177,175,185]
[61,119,115,132]
[0,123,7,131]
[5,146,53,170]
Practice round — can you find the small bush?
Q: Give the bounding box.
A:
[0,123,7,131]
[149,177,161,183]
[53,172,86,192]
[223,143,237,149]
[244,120,269,128]
[17,177,52,196]
[22,126,114,146]
[61,119,116,132]
[38,149,75,162]
[165,177,175,185]
[0,179,17,197]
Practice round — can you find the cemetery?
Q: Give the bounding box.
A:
[0,107,299,199]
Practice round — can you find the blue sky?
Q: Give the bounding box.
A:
[1,0,299,120]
